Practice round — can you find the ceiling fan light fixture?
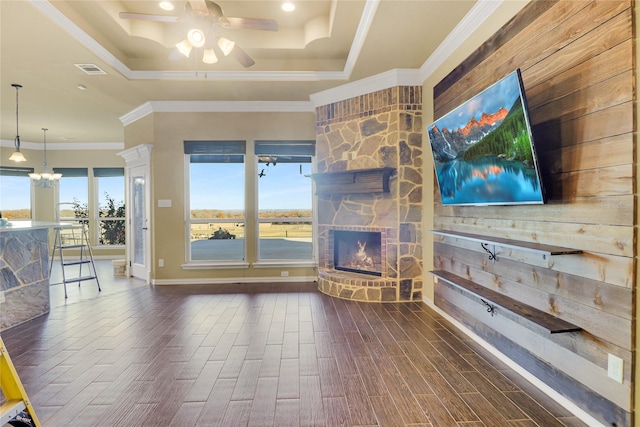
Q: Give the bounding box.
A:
[218,37,235,56]
[203,49,218,64]
[176,39,193,57]
[187,29,206,48]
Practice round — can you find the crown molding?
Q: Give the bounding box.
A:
[117,144,153,165]
[120,101,315,126]
[127,70,348,81]
[309,68,422,107]
[149,101,315,113]
[309,0,504,107]
[119,103,155,127]
[418,0,505,82]
[29,0,375,82]
[0,139,124,151]
[342,0,380,76]
[29,0,131,77]
[37,0,502,124]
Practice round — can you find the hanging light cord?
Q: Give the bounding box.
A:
[12,83,22,150]
[42,128,48,170]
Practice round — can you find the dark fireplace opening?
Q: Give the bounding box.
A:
[334,230,382,277]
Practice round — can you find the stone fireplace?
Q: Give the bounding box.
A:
[314,86,423,302]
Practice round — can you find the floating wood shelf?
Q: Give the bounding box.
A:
[308,167,396,195]
[430,230,582,261]
[431,270,581,334]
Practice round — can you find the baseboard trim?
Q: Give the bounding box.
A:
[151,276,318,286]
[422,298,605,427]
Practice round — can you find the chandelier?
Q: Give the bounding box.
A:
[28,128,62,187]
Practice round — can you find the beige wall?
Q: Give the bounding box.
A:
[125,111,317,282]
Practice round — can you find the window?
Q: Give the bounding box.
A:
[54,168,89,222]
[256,141,314,261]
[94,168,125,246]
[54,168,89,245]
[185,141,246,262]
[0,166,34,221]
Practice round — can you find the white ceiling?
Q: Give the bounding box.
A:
[0,0,484,147]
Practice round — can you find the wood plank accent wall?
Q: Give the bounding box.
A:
[430,1,635,426]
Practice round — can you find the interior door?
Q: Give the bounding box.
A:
[130,164,150,282]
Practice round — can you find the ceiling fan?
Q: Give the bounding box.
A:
[119,0,279,67]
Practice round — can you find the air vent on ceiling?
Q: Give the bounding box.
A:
[74,63,107,75]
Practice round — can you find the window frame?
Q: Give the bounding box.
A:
[94,168,126,247]
[54,168,89,223]
[254,140,316,266]
[0,166,34,221]
[183,141,248,268]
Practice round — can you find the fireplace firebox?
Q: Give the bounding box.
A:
[333,230,382,277]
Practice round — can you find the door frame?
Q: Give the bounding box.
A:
[118,144,152,283]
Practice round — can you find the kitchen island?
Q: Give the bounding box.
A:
[0,221,64,330]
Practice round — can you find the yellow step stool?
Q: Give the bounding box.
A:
[0,337,41,427]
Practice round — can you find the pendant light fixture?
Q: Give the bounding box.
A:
[8,83,26,162]
[29,128,62,187]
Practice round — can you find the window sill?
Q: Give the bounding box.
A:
[182,261,250,270]
[252,260,318,269]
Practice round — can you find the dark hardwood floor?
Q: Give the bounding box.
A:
[1,263,586,426]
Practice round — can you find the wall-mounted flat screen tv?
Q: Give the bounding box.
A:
[427,69,545,206]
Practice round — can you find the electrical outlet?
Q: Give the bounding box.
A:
[608,354,623,383]
[158,259,165,267]
[281,271,289,277]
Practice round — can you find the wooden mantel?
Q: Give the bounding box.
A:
[308,167,396,195]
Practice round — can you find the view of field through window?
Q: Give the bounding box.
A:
[188,155,314,261]
[0,175,31,219]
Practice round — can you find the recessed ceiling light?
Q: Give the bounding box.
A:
[159,2,174,11]
[282,2,295,12]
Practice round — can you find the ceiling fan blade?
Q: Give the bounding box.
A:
[222,17,278,32]
[231,45,255,68]
[188,0,210,15]
[119,12,179,23]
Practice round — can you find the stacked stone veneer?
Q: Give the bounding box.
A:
[315,86,423,302]
[0,228,51,330]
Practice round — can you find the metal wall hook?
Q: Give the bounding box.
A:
[480,299,497,316]
[481,243,497,263]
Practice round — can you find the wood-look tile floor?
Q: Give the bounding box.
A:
[1,262,587,426]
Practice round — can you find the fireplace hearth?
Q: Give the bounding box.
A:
[334,230,382,277]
